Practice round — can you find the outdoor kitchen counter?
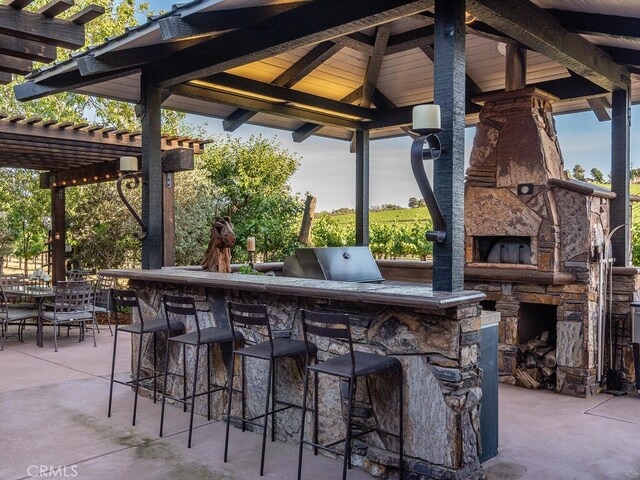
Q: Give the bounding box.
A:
[101,267,485,310]
[102,267,488,479]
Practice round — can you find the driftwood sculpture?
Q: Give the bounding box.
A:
[201,214,236,273]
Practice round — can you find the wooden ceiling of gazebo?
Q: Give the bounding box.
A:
[13,0,640,143]
[0,113,209,186]
[0,0,104,84]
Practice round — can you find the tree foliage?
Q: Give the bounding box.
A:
[590,168,605,183]
[200,135,304,262]
[572,164,586,181]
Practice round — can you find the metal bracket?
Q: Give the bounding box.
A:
[410,132,447,243]
[116,172,147,240]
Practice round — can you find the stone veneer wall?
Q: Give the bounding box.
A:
[611,268,640,391]
[129,280,485,480]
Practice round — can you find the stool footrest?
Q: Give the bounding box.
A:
[162,384,227,405]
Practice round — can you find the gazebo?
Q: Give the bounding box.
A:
[14,0,639,293]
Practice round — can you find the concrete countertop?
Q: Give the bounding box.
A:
[101,267,485,310]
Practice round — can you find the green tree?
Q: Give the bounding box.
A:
[201,135,304,262]
[408,197,425,208]
[572,164,586,181]
[590,168,605,183]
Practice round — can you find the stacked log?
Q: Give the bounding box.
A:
[515,331,556,390]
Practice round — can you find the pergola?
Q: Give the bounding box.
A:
[0,113,208,282]
[15,0,639,292]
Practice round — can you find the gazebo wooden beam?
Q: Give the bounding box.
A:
[223,41,343,132]
[146,0,435,88]
[547,9,640,41]
[0,54,32,75]
[601,46,640,66]
[466,0,630,91]
[0,72,12,85]
[158,3,305,40]
[169,81,364,129]
[0,33,57,62]
[0,4,87,49]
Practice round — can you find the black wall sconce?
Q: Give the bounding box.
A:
[116,156,147,240]
[410,105,447,243]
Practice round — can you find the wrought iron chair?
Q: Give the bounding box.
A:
[160,294,238,448]
[93,274,115,335]
[0,283,39,350]
[0,274,35,341]
[40,280,97,352]
[66,269,93,281]
[108,289,184,427]
[224,302,316,476]
[297,310,404,480]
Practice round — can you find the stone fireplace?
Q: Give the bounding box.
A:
[464,87,612,397]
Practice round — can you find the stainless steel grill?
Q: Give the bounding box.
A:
[283,247,384,283]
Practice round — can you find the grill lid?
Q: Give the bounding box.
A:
[294,247,384,283]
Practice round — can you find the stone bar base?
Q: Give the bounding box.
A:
[109,270,486,480]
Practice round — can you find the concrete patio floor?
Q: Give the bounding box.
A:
[1,327,640,480]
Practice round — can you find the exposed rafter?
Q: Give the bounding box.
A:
[466,0,630,91]
[223,41,343,132]
[587,96,612,122]
[145,0,435,88]
[547,9,640,41]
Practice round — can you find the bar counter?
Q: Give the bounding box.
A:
[103,267,487,479]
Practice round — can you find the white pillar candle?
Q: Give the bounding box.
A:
[247,236,256,252]
[119,156,139,172]
[412,104,441,130]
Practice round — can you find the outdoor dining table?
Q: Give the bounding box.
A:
[4,285,56,347]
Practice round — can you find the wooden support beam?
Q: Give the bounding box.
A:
[466,0,630,91]
[610,88,631,266]
[505,44,527,91]
[385,24,433,55]
[355,129,369,246]
[147,0,435,88]
[51,186,65,284]
[41,161,120,188]
[547,9,640,41]
[291,86,365,142]
[171,82,363,129]
[0,72,12,85]
[0,5,86,49]
[67,5,105,25]
[0,34,56,62]
[586,96,612,122]
[141,73,163,269]
[223,41,342,131]
[36,0,74,18]
[159,3,305,40]
[163,172,175,266]
[601,46,640,66]
[0,54,32,75]
[433,0,465,292]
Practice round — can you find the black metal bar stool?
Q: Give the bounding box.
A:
[108,289,185,426]
[223,301,317,476]
[159,294,239,448]
[297,310,404,480]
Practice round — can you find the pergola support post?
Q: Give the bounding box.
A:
[355,129,369,246]
[611,87,631,266]
[163,172,176,266]
[433,0,465,292]
[51,186,65,284]
[141,73,164,269]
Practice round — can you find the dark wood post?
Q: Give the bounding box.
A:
[51,186,65,284]
[505,44,527,91]
[355,129,369,246]
[141,72,163,269]
[433,0,466,292]
[611,87,631,266]
[163,172,176,266]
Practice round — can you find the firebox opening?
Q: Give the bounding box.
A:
[518,303,557,344]
[481,300,497,312]
[475,236,532,265]
[516,302,558,390]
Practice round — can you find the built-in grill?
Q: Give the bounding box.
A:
[283,247,384,283]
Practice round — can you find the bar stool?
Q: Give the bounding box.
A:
[159,294,239,448]
[297,310,404,480]
[223,302,317,476]
[108,289,185,426]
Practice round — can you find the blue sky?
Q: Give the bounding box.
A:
[143,1,639,211]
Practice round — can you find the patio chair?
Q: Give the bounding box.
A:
[66,270,92,281]
[297,310,404,480]
[0,283,39,351]
[40,280,96,352]
[93,274,115,336]
[0,274,36,341]
[223,302,316,476]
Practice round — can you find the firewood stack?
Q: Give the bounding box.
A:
[515,331,556,390]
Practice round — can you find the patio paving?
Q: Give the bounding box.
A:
[1,327,640,480]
